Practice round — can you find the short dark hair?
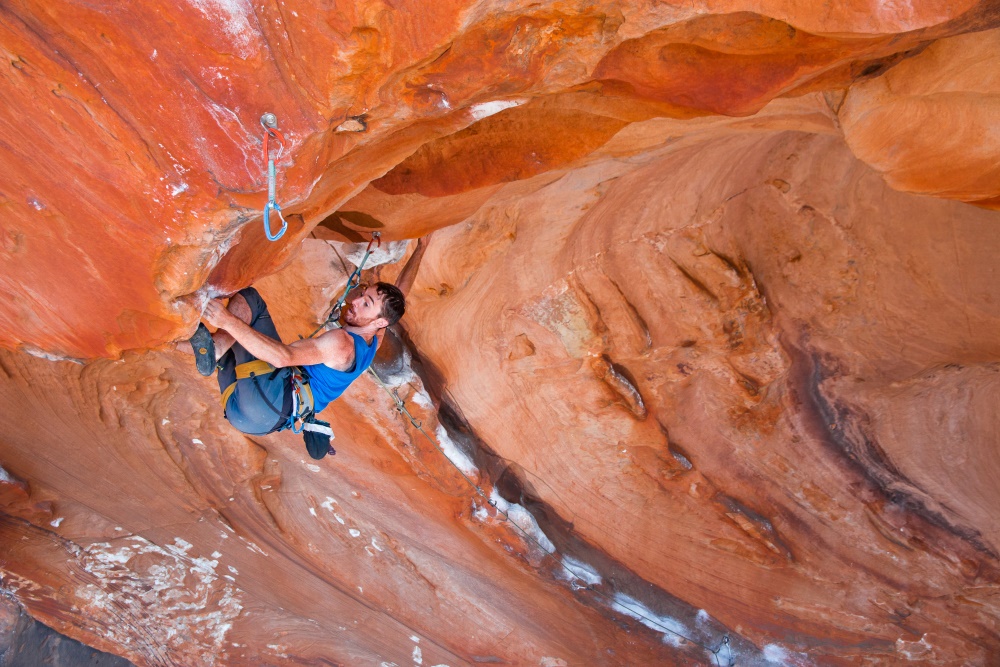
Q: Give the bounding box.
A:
[375,282,405,326]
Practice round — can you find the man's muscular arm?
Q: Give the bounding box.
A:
[203,299,354,368]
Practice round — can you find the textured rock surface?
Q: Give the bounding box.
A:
[2,0,998,358]
[841,27,1000,208]
[401,127,1000,663]
[2,1,1000,666]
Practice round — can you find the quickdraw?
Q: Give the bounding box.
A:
[287,366,315,433]
[308,231,381,338]
[260,112,288,242]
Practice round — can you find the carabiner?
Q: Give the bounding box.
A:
[263,200,287,242]
[261,112,288,242]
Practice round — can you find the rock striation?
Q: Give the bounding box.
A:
[1,1,1000,666]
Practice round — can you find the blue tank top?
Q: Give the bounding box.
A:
[303,331,378,414]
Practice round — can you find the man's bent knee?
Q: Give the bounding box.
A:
[235,287,271,323]
[227,293,253,326]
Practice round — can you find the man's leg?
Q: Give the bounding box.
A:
[215,287,281,391]
[181,293,251,367]
[211,293,252,360]
[225,288,282,360]
[217,287,292,435]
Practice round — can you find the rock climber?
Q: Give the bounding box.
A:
[185,236,430,460]
[188,281,404,458]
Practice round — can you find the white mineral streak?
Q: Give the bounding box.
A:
[78,536,243,666]
[896,634,934,659]
[337,239,410,269]
[434,425,479,478]
[2,571,44,595]
[410,386,434,408]
[469,100,523,121]
[763,644,792,663]
[21,347,82,363]
[489,490,556,553]
[559,556,601,585]
[762,643,811,665]
[610,593,688,648]
[185,0,259,59]
[266,643,289,658]
[245,540,268,556]
[472,501,489,522]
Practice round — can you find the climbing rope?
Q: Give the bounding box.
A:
[364,366,735,664]
[307,232,381,338]
[260,112,288,242]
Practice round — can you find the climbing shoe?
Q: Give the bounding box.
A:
[190,323,216,377]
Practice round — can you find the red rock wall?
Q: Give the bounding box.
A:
[401,125,1000,662]
[841,27,1000,207]
[2,0,997,359]
[2,2,1000,666]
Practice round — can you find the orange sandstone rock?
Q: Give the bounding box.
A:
[0,1,995,358]
[841,27,1000,207]
[1,2,1000,666]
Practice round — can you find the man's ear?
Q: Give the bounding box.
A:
[374,317,389,330]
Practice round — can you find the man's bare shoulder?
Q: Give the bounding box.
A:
[314,328,356,369]
[315,327,352,343]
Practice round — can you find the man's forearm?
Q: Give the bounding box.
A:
[219,317,293,367]
[395,235,430,297]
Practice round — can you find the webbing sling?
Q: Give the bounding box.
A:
[220,361,315,428]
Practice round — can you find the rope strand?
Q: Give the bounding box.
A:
[308,232,381,338]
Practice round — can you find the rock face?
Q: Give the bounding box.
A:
[841,27,1000,208]
[1,2,1000,666]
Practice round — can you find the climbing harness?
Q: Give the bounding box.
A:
[365,365,736,664]
[220,359,315,433]
[220,359,335,456]
[287,366,316,433]
[260,112,288,242]
[307,231,381,338]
